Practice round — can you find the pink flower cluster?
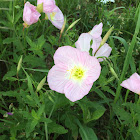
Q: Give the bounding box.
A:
[23,0,64,29]
[47,23,112,102]
[75,23,112,62]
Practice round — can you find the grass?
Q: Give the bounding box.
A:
[0,0,140,139]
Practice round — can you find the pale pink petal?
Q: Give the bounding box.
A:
[47,6,64,29]
[54,46,89,66]
[37,0,56,13]
[75,33,93,52]
[47,64,70,93]
[89,23,103,39]
[37,0,44,5]
[84,55,101,84]
[121,73,140,94]
[23,2,41,25]
[92,37,102,54]
[64,81,93,102]
[94,43,112,62]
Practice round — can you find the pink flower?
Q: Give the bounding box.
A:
[37,0,56,13]
[89,22,103,39]
[46,6,64,30]
[120,73,140,95]
[75,23,112,62]
[47,46,101,102]
[37,0,64,29]
[23,2,41,26]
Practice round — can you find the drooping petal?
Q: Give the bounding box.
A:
[75,33,93,53]
[47,64,70,93]
[94,43,112,62]
[23,2,41,26]
[37,0,56,13]
[64,81,93,102]
[47,6,64,29]
[120,73,140,94]
[89,23,103,39]
[92,37,102,54]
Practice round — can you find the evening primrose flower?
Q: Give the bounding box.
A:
[47,46,101,102]
[75,23,112,62]
[23,2,41,27]
[46,6,64,29]
[120,73,140,95]
[37,0,64,29]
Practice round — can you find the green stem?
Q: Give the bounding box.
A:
[44,113,48,140]
[137,96,140,105]
[124,90,130,103]
[114,7,140,103]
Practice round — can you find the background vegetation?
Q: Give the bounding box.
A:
[0,0,140,139]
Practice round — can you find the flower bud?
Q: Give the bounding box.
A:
[17,56,23,74]
[110,67,118,80]
[100,26,114,47]
[23,2,41,27]
[37,76,46,92]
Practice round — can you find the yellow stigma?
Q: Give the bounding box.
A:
[69,66,86,81]
[50,12,56,21]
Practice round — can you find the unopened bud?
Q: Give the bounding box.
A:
[60,16,66,35]
[17,56,23,74]
[36,3,43,13]
[65,18,81,33]
[100,26,114,47]
[110,67,118,80]
[37,76,46,92]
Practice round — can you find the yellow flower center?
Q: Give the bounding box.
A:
[50,12,56,21]
[69,66,86,81]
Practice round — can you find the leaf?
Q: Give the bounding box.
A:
[111,36,129,52]
[3,37,17,44]
[112,103,132,125]
[14,10,22,24]
[37,35,46,48]
[24,68,49,73]
[76,119,98,140]
[79,100,106,123]
[48,122,68,134]
[0,91,19,97]
[26,36,36,48]
[26,119,38,138]
[31,110,40,120]
[65,114,78,139]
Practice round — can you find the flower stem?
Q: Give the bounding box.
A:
[114,7,140,103]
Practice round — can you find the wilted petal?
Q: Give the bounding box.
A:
[89,23,103,38]
[94,43,112,62]
[121,73,140,94]
[37,0,56,13]
[23,2,41,26]
[47,6,64,29]
[75,33,93,52]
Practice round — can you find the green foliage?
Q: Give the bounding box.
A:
[0,0,140,139]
